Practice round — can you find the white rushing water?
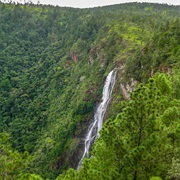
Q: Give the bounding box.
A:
[77,69,117,169]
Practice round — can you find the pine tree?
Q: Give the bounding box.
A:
[61,73,180,180]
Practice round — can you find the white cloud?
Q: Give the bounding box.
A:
[36,0,179,7]
[13,0,179,7]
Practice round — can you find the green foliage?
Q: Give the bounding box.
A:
[0,133,42,180]
[0,1,179,179]
[172,65,180,99]
[167,157,180,180]
[124,19,179,82]
[150,177,162,180]
[18,174,44,180]
[62,73,180,179]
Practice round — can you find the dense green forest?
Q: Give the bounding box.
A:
[0,1,179,179]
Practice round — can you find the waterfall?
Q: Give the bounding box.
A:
[77,69,117,169]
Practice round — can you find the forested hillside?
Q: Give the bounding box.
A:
[0,2,179,179]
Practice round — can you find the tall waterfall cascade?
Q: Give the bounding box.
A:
[77,69,117,169]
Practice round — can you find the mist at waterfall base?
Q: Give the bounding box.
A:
[77,69,117,169]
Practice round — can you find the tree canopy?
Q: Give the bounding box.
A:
[0,1,179,179]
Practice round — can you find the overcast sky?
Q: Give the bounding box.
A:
[27,0,179,8]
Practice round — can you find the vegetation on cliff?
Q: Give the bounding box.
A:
[59,71,180,180]
[0,1,179,179]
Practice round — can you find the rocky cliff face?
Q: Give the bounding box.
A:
[71,52,79,63]
[120,78,137,100]
[55,114,95,170]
